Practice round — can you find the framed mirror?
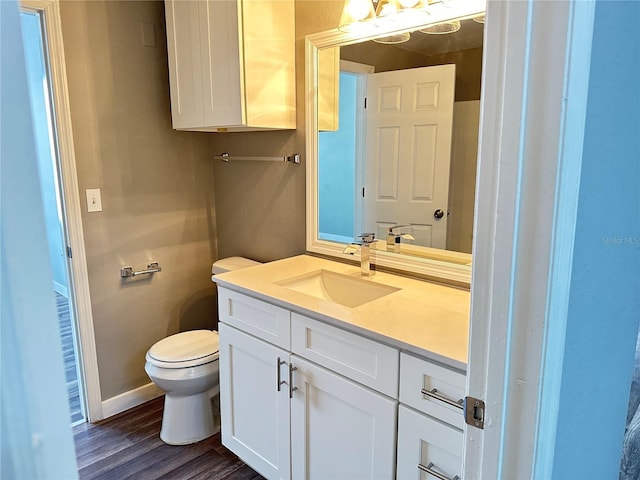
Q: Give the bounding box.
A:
[305,2,485,286]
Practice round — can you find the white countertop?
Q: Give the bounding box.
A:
[213,255,470,371]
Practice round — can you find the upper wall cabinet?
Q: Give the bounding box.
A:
[164,0,295,132]
[318,47,339,132]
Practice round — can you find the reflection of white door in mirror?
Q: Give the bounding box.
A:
[364,65,455,249]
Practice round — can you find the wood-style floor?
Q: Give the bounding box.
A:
[73,397,264,480]
[56,291,84,423]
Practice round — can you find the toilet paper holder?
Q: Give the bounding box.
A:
[121,262,161,278]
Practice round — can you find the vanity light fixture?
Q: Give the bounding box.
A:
[338,0,485,39]
[419,20,461,34]
[373,32,412,44]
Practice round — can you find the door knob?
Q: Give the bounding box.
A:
[434,209,445,219]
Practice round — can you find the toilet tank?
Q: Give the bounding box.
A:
[211,256,260,277]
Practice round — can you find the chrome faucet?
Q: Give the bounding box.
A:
[386,225,415,253]
[343,233,377,276]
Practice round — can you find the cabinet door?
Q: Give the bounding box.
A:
[164,0,204,129]
[396,406,462,480]
[219,324,290,480]
[290,356,397,480]
[199,0,243,128]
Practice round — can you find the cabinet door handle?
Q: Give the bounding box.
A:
[276,357,286,392]
[288,363,298,398]
[421,388,464,410]
[418,462,460,480]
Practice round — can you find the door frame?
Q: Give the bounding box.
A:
[465,0,596,477]
[339,60,374,240]
[21,0,103,422]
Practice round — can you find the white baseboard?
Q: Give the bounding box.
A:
[101,382,163,419]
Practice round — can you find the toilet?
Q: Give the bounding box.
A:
[144,256,260,445]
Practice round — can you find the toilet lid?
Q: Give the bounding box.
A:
[147,330,219,367]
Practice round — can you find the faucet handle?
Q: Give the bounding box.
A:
[388,224,410,234]
[358,233,376,244]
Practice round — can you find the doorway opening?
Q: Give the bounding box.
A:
[20,7,86,425]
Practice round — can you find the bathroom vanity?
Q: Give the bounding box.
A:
[213,255,469,480]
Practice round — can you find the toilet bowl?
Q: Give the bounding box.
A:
[145,256,260,445]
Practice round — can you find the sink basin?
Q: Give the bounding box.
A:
[275,269,400,308]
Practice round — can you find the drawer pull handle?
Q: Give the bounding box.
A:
[418,462,460,480]
[289,363,298,399]
[276,357,286,392]
[421,388,464,410]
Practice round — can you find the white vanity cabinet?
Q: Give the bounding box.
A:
[164,0,295,132]
[396,353,466,480]
[218,288,398,479]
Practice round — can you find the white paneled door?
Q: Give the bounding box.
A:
[364,65,455,248]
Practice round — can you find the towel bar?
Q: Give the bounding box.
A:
[214,152,300,164]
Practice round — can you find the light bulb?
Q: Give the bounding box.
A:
[378,3,397,16]
[347,0,372,21]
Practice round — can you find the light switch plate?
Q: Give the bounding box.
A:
[86,189,102,212]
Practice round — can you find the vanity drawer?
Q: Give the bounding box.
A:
[399,352,466,429]
[291,313,399,397]
[218,288,290,350]
[396,405,462,480]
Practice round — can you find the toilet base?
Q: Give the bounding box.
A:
[160,392,218,445]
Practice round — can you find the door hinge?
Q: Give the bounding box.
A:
[463,396,485,429]
[66,246,73,258]
[362,187,365,197]
[364,97,367,109]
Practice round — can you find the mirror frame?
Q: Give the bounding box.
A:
[305,13,484,287]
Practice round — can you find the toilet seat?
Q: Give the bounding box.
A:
[146,330,219,369]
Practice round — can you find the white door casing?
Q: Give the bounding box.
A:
[341,60,374,241]
[465,0,595,478]
[364,65,455,248]
[20,0,102,422]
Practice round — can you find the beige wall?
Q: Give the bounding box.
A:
[423,48,483,102]
[341,44,483,102]
[211,1,344,262]
[341,41,435,72]
[447,101,480,254]
[60,0,218,400]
